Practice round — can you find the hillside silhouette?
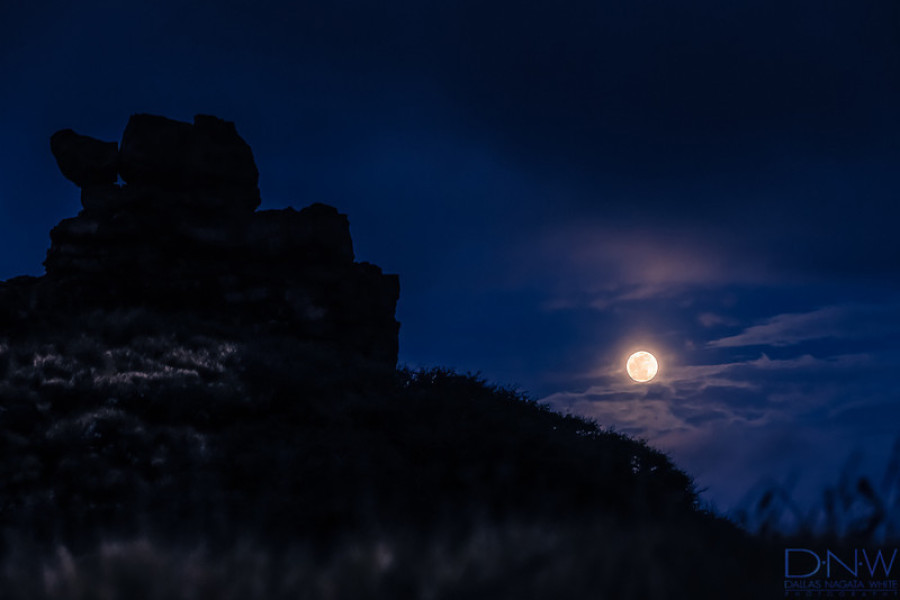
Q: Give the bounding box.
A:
[0,115,773,598]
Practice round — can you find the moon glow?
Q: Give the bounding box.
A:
[626,351,659,383]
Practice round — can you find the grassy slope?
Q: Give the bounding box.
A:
[0,310,775,598]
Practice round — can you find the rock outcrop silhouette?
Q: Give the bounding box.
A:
[1,114,400,366]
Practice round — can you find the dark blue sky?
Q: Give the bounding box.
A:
[2,0,900,520]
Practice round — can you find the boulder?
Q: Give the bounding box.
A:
[117,114,192,188]
[246,204,354,263]
[189,114,259,189]
[118,114,260,213]
[50,129,118,187]
[81,184,138,215]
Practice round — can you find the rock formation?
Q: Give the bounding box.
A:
[0,114,400,367]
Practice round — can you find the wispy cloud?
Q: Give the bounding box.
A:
[697,312,737,328]
[513,221,773,312]
[542,348,900,511]
[709,303,900,348]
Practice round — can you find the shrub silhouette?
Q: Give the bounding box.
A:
[735,441,900,544]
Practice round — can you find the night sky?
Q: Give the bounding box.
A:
[2,1,900,516]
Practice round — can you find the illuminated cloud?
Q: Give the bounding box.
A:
[542,348,900,511]
[709,303,900,348]
[520,222,769,311]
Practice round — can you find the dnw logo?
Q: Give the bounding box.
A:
[785,548,898,578]
[783,548,899,596]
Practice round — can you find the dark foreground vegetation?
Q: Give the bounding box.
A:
[0,308,781,599]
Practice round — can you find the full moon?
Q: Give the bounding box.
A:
[626,351,659,383]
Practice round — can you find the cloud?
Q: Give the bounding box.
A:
[519,221,771,312]
[542,347,900,511]
[548,353,862,433]
[709,303,900,348]
[697,312,737,328]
